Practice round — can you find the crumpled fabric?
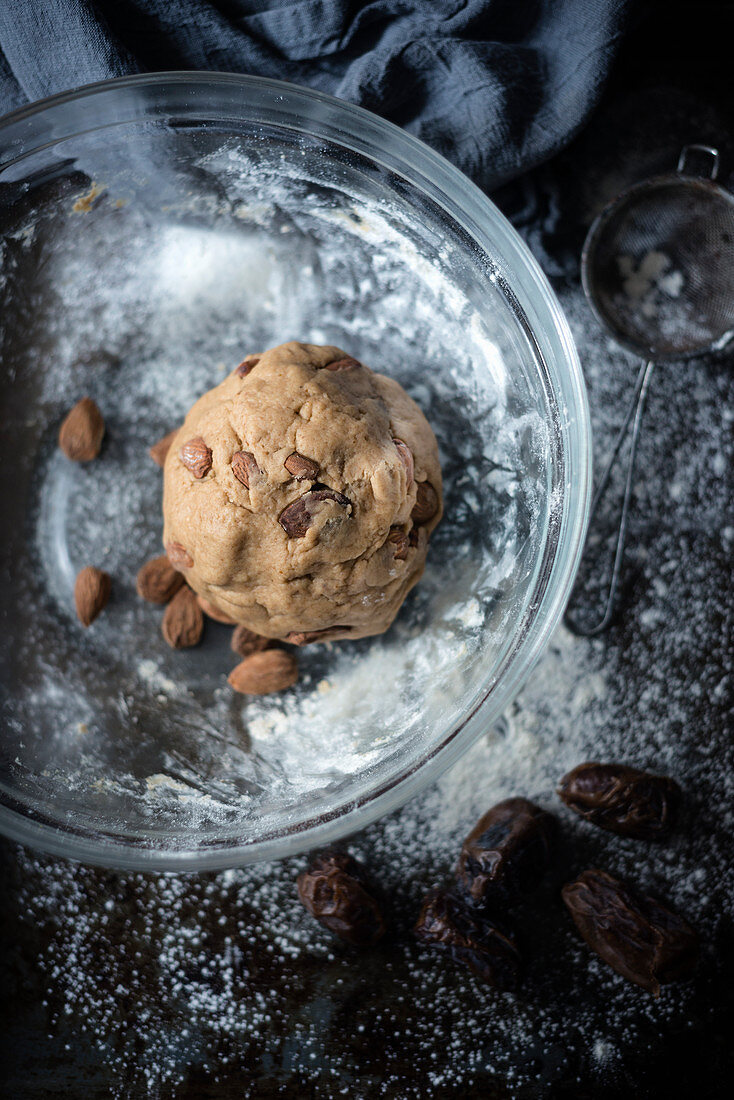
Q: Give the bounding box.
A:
[0,0,629,192]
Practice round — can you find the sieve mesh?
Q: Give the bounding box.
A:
[582,177,734,359]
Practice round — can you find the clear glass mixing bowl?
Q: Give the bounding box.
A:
[0,74,590,869]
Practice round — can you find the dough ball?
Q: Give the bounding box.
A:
[162,341,442,641]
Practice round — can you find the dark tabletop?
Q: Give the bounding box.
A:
[2,4,733,1097]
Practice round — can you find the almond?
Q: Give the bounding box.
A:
[323,356,360,371]
[393,438,414,486]
[231,624,273,658]
[411,480,439,525]
[149,428,178,468]
[59,397,105,461]
[136,555,184,604]
[162,586,204,649]
[74,566,111,626]
[284,452,319,480]
[180,436,212,479]
[228,649,298,695]
[232,451,260,489]
[284,626,352,646]
[197,595,237,624]
[166,542,194,570]
[387,526,409,560]
[235,356,260,377]
[279,487,351,538]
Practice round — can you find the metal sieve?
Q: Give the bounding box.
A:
[566,145,734,635]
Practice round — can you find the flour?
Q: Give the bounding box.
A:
[4,144,733,1096]
[3,139,553,849]
[617,250,676,301]
[609,246,722,350]
[13,576,733,1095]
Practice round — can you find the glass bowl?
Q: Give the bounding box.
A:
[0,74,590,870]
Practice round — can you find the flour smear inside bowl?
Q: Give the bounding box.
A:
[0,135,554,845]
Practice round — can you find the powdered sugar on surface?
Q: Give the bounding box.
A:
[11,565,733,1095]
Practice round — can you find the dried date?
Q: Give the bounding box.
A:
[562,868,698,995]
[297,852,385,947]
[414,888,520,990]
[456,797,557,906]
[558,762,681,839]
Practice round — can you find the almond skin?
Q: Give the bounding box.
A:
[392,439,414,487]
[162,586,204,649]
[180,436,212,479]
[74,566,111,626]
[284,626,352,645]
[284,452,319,480]
[231,451,259,489]
[230,624,273,658]
[411,480,439,525]
[279,487,351,538]
[136,555,185,604]
[323,356,360,372]
[166,542,194,571]
[235,356,260,377]
[387,526,409,560]
[228,649,298,695]
[59,397,105,461]
[149,428,178,468]
[197,595,237,624]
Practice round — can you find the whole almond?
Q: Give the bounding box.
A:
[235,356,260,377]
[387,526,409,560]
[231,624,273,658]
[180,437,212,479]
[74,566,111,626]
[162,586,204,649]
[232,450,259,489]
[228,649,298,695]
[284,452,319,480]
[323,356,360,372]
[59,397,105,461]
[136,555,184,604]
[411,480,439,525]
[198,595,237,624]
[149,428,178,468]
[279,487,351,538]
[284,626,352,645]
[393,439,414,486]
[166,542,194,570]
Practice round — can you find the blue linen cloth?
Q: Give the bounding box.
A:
[0,1,629,191]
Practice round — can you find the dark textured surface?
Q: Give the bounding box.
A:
[1,3,733,1097]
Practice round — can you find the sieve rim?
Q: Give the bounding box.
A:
[581,171,734,361]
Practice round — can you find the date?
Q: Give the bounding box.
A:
[562,868,698,995]
[297,852,385,947]
[558,762,681,839]
[414,888,520,990]
[456,797,557,906]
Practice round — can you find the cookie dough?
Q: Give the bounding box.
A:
[162,341,442,641]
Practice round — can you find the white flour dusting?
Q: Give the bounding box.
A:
[3,147,733,1097]
[2,141,553,846]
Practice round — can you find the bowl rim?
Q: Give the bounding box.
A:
[0,71,591,870]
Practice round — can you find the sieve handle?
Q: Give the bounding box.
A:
[564,358,655,637]
[677,144,719,179]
